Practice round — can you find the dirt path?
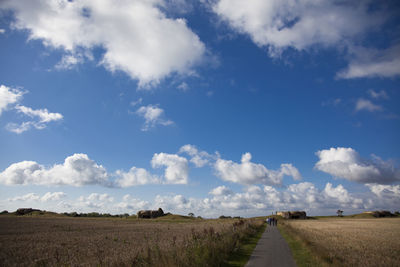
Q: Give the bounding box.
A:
[245,225,296,267]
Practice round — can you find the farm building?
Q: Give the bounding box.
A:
[137,208,164,218]
[277,211,307,219]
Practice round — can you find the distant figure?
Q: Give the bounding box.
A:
[267,218,270,225]
[275,218,278,226]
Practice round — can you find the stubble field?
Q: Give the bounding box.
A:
[280,217,400,266]
[0,215,264,266]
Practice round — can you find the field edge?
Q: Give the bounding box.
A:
[278,222,326,267]
[225,221,267,267]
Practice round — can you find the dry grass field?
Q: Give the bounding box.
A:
[280,218,400,266]
[0,215,264,266]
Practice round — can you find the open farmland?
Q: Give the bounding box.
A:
[279,218,400,266]
[0,215,264,266]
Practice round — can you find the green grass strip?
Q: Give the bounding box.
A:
[225,223,267,267]
[278,224,324,267]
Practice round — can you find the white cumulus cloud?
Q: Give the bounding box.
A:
[209,185,233,196]
[151,153,189,184]
[212,0,378,55]
[366,184,400,199]
[8,192,66,202]
[214,152,301,185]
[116,194,149,212]
[136,105,173,131]
[1,0,205,87]
[41,192,67,202]
[153,182,363,217]
[315,147,400,184]
[0,154,110,186]
[212,0,399,79]
[115,167,160,187]
[7,193,40,202]
[179,144,214,167]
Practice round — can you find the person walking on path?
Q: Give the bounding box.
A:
[245,221,296,267]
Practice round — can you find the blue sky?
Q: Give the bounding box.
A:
[0,0,399,217]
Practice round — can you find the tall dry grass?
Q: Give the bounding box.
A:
[280,218,400,266]
[0,216,264,266]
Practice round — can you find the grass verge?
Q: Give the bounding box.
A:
[278,223,325,267]
[225,222,266,266]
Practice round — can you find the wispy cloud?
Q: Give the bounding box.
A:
[0,84,63,133]
[368,89,388,100]
[355,98,383,113]
[136,105,173,131]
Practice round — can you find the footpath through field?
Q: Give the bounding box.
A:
[245,224,296,267]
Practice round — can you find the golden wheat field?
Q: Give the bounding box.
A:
[281,218,400,266]
[0,215,263,266]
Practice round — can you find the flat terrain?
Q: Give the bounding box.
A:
[280,218,400,266]
[0,215,263,266]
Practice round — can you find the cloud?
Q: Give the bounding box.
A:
[0,154,110,186]
[212,0,379,55]
[0,151,191,187]
[368,89,388,100]
[179,144,214,167]
[115,167,160,187]
[8,192,66,202]
[209,185,233,196]
[7,105,63,134]
[7,193,40,202]
[364,184,400,210]
[0,85,23,115]
[55,53,87,70]
[41,192,67,202]
[2,0,205,87]
[337,44,400,79]
[154,194,202,211]
[177,82,189,92]
[151,153,189,184]
[212,1,399,79]
[130,98,143,107]
[151,182,364,217]
[214,152,301,185]
[0,29,5,34]
[366,184,400,199]
[315,147,400,184]
[78,193,114,209]
[136,105,173,131]
[355,98,383,113]
[0,84,63,133]
[116,194,149,211]
[15,105,63,123]
[85,193,114,202]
